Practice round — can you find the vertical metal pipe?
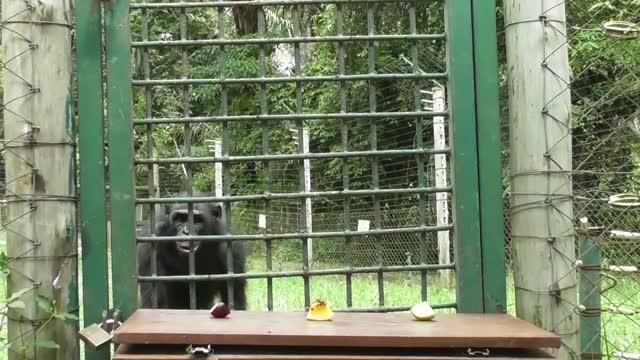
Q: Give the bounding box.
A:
[366,2,384,307]
[578,218,602,360]
[104,0,137,319]
[336,3,352,309]
[408,0,429,301]
[256,4,274,311]
[77,0,109,358]
[291,4,311,309]
[141,7,159,310]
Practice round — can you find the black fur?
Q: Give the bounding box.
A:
[137,192,247,310]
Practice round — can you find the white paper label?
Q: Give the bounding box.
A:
[357,219,371,232]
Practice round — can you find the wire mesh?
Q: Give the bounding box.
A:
[130,0,456,313]
[499,0,640,358]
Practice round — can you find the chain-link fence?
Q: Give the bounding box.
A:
[134,45,454,271]
[234,206,451,268]
[498,0,640,358]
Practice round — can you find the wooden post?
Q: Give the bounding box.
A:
[136,204,144,230]
[432,86,451,287]
[2,0,78,358]
[421,86,451,287]
[152,149,161,216]
[504,1,578,359]
[288,126,313,263]
[214,139,223,198]
[302,127,313,264]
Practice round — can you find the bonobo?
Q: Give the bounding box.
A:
[137,192,247,310]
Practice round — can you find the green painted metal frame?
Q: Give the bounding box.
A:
[76,0,110,359]
[445,0,506,313]
[445,0,483,312]
[471,0,507,313]
[578,224,602,359]
[75,0,507,331]
[104,0,138,319]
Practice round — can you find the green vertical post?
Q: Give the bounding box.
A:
[76,0,110,358]
[445,0,484,312]
[104,0,137,318]
[471,0,507,313]
[578,218,602,360]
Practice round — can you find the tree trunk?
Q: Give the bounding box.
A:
[504,1,578,359]
[2,0,78,358]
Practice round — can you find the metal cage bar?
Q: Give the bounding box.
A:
[139,263,455,282]
[137,224,454,242]
[133,73,444,86]
[178,6,199,310]
[471,0,507,313]
[85,0,503,319]
[256,3,274,312]
[215,0,239,310]
[365,1,385,308]
[141,6,159,310]
[104,0,138,318]
[445,0,484,312]
[291,3,312,309]
[132,34,445,47]
[134,111,447,125]
[136,187,451,204]
[136,149,448,164]
[77,1,110,359]
[408,0,430,302]
[335,1,353,310]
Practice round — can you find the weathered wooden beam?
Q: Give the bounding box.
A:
[504,0,578,359]
[2,0,78,358]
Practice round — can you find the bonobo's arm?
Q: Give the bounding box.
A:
[137,242,152,308]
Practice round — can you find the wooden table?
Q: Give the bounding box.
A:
[113,310,560,360]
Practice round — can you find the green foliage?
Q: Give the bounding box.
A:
[127,1,640,254]
[0,266,77,356]
[130,3,446,201]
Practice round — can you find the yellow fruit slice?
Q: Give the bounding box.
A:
[410,302,436,321]
[306,299,334,321]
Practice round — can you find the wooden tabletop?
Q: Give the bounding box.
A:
[113,310,561,349]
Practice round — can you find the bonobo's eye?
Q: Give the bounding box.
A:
[172,212,188,224]
[171,210,205,225]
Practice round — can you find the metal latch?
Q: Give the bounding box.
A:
[187,344,213,357]
[78,309,122,350]
[467,348,490,357]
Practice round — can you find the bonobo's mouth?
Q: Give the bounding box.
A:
[176,241,201,255]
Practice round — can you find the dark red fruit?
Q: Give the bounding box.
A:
[210,302,230,318]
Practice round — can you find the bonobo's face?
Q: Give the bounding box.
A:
[168,203,223,256]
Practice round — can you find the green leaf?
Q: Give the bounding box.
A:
[54,312,79,321]
[0,251,8,271]
[36,295,55,314]
[7,300,25,309]
[35,340,60,349]
[8,288,32,303]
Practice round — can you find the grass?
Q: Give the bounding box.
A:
[243,257,456,312]
[0,249,638,358]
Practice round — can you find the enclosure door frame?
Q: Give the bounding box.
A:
[76,0,506,347]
